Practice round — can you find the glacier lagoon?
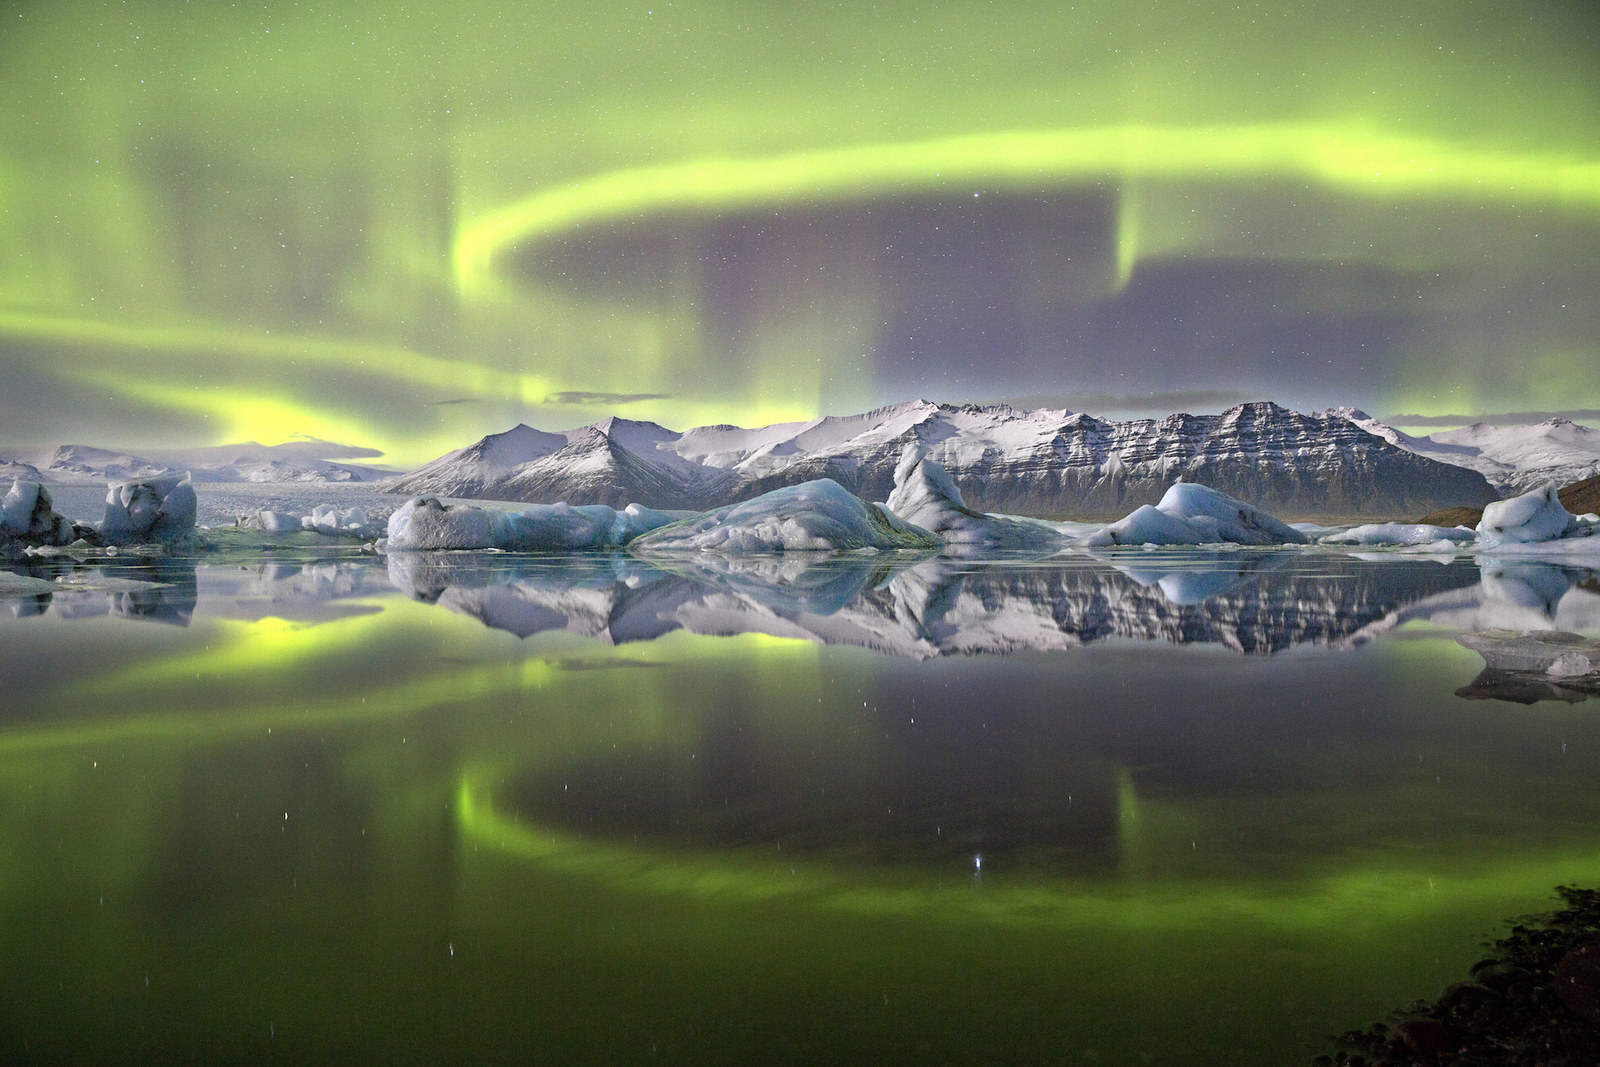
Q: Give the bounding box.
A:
[3,538,1600,1065]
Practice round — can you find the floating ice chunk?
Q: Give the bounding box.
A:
[884,445,1065,551]
[303,504,375,537]
[1457,629,1600,676]
[1079,482,1309,547]
[1321,522,1476,547]
[1473,536,1600,558]
[1081,504,1206,547]
[387,497,495,549]
[1,480,72,545]
[1477,483,1580,545]
[101,474,196,544]
[630,479,939,553]
[243,504,380,538]
[386,496,677,551]
[255,510,304,533]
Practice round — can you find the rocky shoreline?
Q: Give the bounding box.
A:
[1320,886,1600,1066]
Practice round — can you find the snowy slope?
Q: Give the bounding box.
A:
[1327,409,1600,495]
[4,441,400,485]
[382,423,567,498]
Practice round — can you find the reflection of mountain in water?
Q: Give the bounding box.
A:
[385,551,1486,657]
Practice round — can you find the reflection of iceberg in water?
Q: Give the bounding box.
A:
[1383,562,1600,636]
[1,554,405,625]
[387,550,1487,657]
[1,558,199,625]
[1371,560,1600,703]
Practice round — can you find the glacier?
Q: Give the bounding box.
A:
[1321,522,1477,547]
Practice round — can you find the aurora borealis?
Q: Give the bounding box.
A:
[2,0,1598,467]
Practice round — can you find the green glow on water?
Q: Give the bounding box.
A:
[4,573,1600,1063]
[455,771,1600,935]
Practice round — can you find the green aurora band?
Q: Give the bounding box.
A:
[2,0,1597,463]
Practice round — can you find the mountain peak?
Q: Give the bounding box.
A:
[1322,406,1371,422]
[1219,400,1291,420]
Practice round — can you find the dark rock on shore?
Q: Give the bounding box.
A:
[1415,475,1600,529]
[1411,504,1486,529]
[1319,885,1600,1066]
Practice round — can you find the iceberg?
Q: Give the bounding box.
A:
[1320,522,1476,547]
[1477,483,1582,546]
[243,505,380,538]
[100,474,197,544]
[883,446,1066,552]
[629,479,939,553]
[1079,482,1310,547]
[385,496,676,551]
[304,504,372,536]
[253,510,305,533]
[1,480,72,546]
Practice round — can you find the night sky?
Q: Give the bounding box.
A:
[2,0,1597,466]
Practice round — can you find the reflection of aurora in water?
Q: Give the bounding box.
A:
[3,551,1600,1063]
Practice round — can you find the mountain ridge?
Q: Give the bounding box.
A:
[0,440,401,485]
[381,400,1504,519]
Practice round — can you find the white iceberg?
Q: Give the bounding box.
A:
[883,445,1066,551]
[1320,522,1476,547]
[385,496,677,551]
[243,504,380,538]
[1079,482,1310,547]
[1476,483,1582,546]
[629,479,939,553]
[100,474,197,544]
[253,510,305,533]
[303,504,371,536]
[1,480,72,546]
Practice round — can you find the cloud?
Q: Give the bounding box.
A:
[980,389,1264,415]
[280,436,389,461]
[1383,409,1600,427]
[430,397,483,406]
[544,391,672,406]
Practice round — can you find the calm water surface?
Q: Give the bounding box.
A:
[2,546,1598,1065]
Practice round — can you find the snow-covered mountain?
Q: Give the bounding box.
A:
[385,418,738,508]
[41,445,180,483]
[376,423,568,498]
[0,458,44,482]
[2,441,400,484]
[1326,408,1600,495]
[386,400,1498,518]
